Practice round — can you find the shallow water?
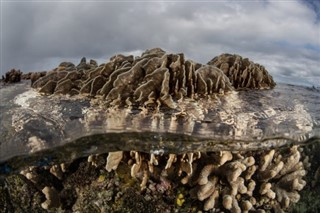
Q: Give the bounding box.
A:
[1,81,320,213]
[0,81,319,173]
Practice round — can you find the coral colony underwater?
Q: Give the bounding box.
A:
[0,48,319,212]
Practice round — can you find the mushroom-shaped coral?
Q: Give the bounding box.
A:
[103,145,307,212]
[13,143,310,212]
[105,151,123,172]
[41,186,61,209]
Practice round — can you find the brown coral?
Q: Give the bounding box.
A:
[31,48,238,108]
[2,69,22,83]
[208,53,276,89]
[31,49,276,108]
[98,145,306,212]
[16,144,309,212]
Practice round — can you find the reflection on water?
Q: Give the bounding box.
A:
[0,81,319,173]
[0,81,320,212]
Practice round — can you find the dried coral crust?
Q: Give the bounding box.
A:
[32,48,275,108]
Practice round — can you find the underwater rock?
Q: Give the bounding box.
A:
[0,174,45,212]
[312,166,320,187]
[208,53,276,89]
[119,187,156,213]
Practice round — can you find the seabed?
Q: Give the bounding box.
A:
[1,139,320,213]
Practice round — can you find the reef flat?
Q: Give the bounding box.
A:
[0,48,319,212]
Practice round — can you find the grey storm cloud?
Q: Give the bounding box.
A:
[1,0,320,86]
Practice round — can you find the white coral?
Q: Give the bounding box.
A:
[105,151,123,172]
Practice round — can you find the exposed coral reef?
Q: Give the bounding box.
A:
[21,71,47,85]
[31,48,275,108]
[1,69,22,83]
[208,53,276,89]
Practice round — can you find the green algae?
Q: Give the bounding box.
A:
[0,174,45,213]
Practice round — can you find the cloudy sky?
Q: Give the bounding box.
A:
[1,0,320,86]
